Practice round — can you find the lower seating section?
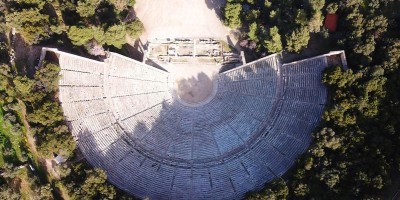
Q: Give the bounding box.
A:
[107,76,168,97]
[108,53,169,82]
[54,49,332,200]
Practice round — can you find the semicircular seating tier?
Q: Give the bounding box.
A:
[55,50,328,200]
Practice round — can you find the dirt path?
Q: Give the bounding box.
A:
[19,172,36,199]
[18,100,37,155]
[17,99,67,199]
[135,0,231,42]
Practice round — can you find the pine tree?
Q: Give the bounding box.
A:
[264,26,282,53]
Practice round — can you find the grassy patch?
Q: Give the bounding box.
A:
[0,103,25,164]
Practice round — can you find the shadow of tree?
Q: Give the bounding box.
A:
[204,0,227,19]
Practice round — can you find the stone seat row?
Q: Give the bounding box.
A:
[59,86,105,102]
[59,70,103,86]
[61,99,108,121]
[282,57,327,75]
[108,53,169,82]
[107,76,170,97]
[59,53,105,74]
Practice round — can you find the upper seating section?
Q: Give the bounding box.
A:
[282,56,327,76]
[281,56,328,104]
[59,53,105,74]
[47,47,340,200]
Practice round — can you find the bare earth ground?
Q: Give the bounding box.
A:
[135,0,232,104]
[135,0,230,42]
[164,63,220,104]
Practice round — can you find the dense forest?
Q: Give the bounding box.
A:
[222,0,400,199]
[0,0,399,199]
[0,0,142,199]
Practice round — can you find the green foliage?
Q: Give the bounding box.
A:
[295,9,308,26]
[68,22,142,49]
[223,3,242,28]
[125,19,144,39]
[246,1,400,198]
[64,165,117,200]
[365,15,388,37]
[107,0,136,11]
[353,35,376,57]
[67,26,104,46]
[381,40,400,71]
[5,0,142,50]
[21,62,76,157]
[308,11,324,33]
[264,26,282,53]
[346,9,365,39]
[76,0,102,18]
[34,62,60,93]
[247,179,288,200]
[0,185,20,200]
[308,0,325,11]
[28,102,64,127]
[248,22,258,42]
[286,27,310,53]
[104,24,127,48]
[326,3,338,14]
[6,9,51,45]
[15,0,49,8]
[13,76,35,99]
[35,125,76,158]
[79,168,116,199]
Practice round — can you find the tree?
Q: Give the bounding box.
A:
[13,76,35,99]
[15,0,48,8]
[108,0,136,12]
[67,26,104,46]
[326,3,339,14]
[125,20,144,39]
[36,125,76,157]
[223,3,242,28]
[264,26,282,53]
[320,169,341,189]
[6,9,51,44]
[381,39,400,71]
[346,9,365,39]
[286,27,310,53]
[308,11,324,33]
[365,15,388,37]
[76,0,102,18]
[71,168,116,199]
[103,24,127,48]
[248,22,258,42]
[293,182,309,197]
[353,35,376,57]
[35,62,61,93]
[36,184,53,199]
[28,102,64,126]
[247,179,288,200]
[0,185,20,200]
[308,0,325,11]
[295,9,308,26]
